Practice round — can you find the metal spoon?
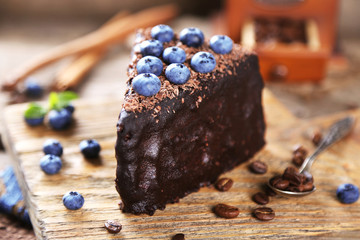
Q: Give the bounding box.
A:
[268,116,356,197]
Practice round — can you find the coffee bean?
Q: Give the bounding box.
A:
[215,178,233,192]
[252,192,269,205]
[253,207,275,221]
[213,203,239,219]
[292,145,307,167]
[104,220,122,233]
[172,233,185,240]
[312,131,322,146]
[292,152,305,167]
[249,160,268,174]
[283,167,302,186]
[293,145,307,156]
[302,181,314,191]
[270,176,282,186]
[274,179,290,190]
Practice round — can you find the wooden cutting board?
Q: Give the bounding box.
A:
[2,89,360,239]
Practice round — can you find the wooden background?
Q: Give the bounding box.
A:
[2,89,360,239]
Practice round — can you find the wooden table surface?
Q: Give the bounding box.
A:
[0,15,360,239]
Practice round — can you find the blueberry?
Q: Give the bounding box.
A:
[40,154,62,175]
[132,73,161,97]
[163,47,186,64]
[210,35,233,54]
[151,24,174,43]
[136,56,163,76]
[140,39,163,57]
[25,117,44,126]
[190,52,216,73]
[62,191,84,210]
[48,109,72,130]
[25,79,43,98]
[79,139,101,158]
[165,63,191,85]
[43,139,63,157]
[337,183,359,204]
[64,104,75,115]
[179,27,204,47]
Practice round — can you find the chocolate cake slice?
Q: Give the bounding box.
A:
[115,26,266,215]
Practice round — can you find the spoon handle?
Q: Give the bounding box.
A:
[299,116,355,173]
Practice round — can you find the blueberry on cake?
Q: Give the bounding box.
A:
[115,25,266,215]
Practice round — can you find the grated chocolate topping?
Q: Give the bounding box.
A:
[122,28,254,113]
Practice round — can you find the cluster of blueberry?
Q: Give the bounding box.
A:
[40,139,101,175]
[40,139,101,210]
[132,25,234,97]
[24,91,77,130]
[25,104,75,129]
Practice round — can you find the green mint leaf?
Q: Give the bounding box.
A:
[57,91,78,109]
[24,103,47,119]
[48,92,59,110]
[48,91,78,110]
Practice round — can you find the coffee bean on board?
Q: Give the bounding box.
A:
[253,207,275,221]
[213,203,239,219]
[249,160,268,174]
[215,178,234,192]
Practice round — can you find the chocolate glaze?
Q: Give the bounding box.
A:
[115,29,266,215]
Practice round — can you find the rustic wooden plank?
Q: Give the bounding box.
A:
[2,89,360,239]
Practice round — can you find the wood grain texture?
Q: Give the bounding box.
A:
[2,89,360,239]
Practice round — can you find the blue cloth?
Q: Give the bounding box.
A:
[0,167,31,225]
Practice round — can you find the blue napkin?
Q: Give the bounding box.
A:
[0,166,31,225]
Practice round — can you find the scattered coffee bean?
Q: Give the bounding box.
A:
[292,145,307,167]
[312,131,322,146]
[104,220,122,234]
[252,192,269,205]
[215,178,233,192]
[172,233,185,240]
[249,160,268,174]
[213,203,239,219]
[253,207,275,221]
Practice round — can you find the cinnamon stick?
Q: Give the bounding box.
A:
[53,11,130,91]
[2,4,178,91]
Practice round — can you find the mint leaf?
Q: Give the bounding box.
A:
[48,92,59,110]
[48,91,78,110]
[57,91,78,109]
[24,103,47,119]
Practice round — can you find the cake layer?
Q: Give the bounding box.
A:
[115,29,266,215]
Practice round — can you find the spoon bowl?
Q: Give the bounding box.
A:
[267,181,316,198]
[268,116,355,198]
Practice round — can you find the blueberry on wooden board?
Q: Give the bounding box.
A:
[79,139,101,159]
[337,183,359,204]
[40,155,62,175]
[62,191,85,210]
[43,139,63,157]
